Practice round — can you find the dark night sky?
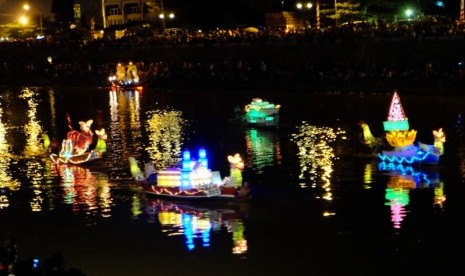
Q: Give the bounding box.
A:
[0,0,462,25]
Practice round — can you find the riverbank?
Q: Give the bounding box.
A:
[1,38,465,94]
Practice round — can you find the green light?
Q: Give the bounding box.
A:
[383,120,409,131]
[385,188,409,205]
[405,9,413,17]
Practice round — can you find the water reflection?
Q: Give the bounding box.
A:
[52,164,113,219]
[0,101,20,209]
[145,109,187,170]
[379,162,445,230]
[244,129,281,174]
[18,88,48,211]
[145,198,248,254]
[455,124,465,182]
[107,90,143,177]
[291,122,346,216]
[20,88,46,156]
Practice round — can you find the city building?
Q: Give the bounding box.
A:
[104,0,162,27]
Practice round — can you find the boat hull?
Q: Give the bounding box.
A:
[111,82,144,91]
[245,116,279,128]
[142,184,222,199]
[50,151,103,165]
[378,149,440,165]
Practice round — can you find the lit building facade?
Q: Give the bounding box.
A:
[104,0,162,27]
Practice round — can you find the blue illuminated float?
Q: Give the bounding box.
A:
[129,149,250,200]
[243,98,280,128]
[363,91,445,165]
[49,117,107,165]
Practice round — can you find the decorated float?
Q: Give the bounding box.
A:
[362,91,445,165]
[129,148,249,200]
[108,62,143,91]
[239,98,280,128]
[218,153,250,199]
[50,116,107,165]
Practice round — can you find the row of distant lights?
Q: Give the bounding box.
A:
[0,36,44,42]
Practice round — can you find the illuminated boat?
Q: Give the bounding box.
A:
[108,62,144,91]
[364,91,445,165]
[129,148,222,199]
[243,98,280,127]
[50,118,107,165]
[129,149,250,200]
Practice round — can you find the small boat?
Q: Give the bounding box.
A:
[129,149,250,200]
[50,117,107,165]
[108,62,144,91]
[240,98,280,128]
[362,91,445,165]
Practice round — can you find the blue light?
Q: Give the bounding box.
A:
[182,214,195,250]
[182,150,191,171]
[198,148,208,169]
[198,148,206,158]
[378,151,432,164]
[435,1,444,8]
[183,150,191,161]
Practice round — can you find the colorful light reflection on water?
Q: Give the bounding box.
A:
[379,162,445,230]
[291,122,346,216]
[146,199,248,254]
[0,87,463,275]
[244,129,281,174]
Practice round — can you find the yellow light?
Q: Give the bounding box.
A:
[23,3,30,11]
[19,15,28,25]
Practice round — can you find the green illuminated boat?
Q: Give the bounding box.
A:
[243,98,280,128]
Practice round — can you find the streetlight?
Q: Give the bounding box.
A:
[19,15,28,25]
[21,3,43,36]
[296,2,312,10]
[159,12,175,32]
[405,9,413,17]
[296,2,315,29]
[19,3,29,25]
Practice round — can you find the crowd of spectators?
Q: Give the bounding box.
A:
[0,16,465,94]
[0,237,85,276]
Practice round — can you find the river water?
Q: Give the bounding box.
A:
[0,86,465,275]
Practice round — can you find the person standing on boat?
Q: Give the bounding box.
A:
[144,161,157,185]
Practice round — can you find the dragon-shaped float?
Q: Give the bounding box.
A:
[50,117,107,165]
[362,91,445,165]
